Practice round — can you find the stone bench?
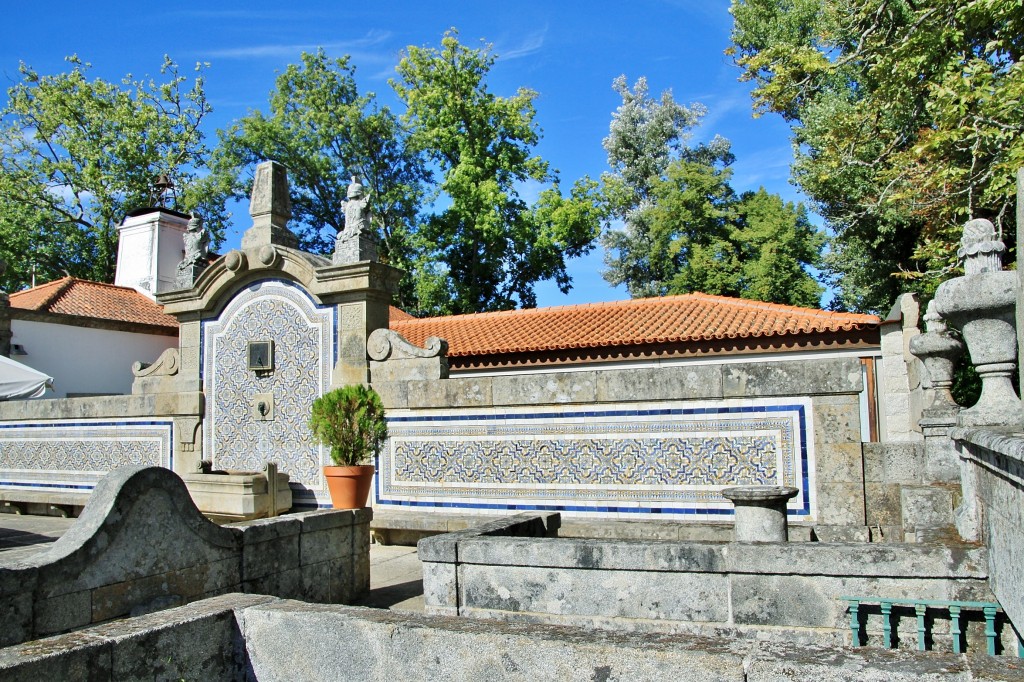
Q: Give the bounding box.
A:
[0,489,92,517]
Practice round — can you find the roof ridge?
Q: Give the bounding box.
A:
[14,276,77,310]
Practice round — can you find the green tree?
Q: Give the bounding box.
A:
[208,49,427,287]
[730,0,1024,312]
[600,77,823,305]
[0,56,221,291]
[392,30,602,315]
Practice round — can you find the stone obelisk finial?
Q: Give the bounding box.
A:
[241,161,299,250]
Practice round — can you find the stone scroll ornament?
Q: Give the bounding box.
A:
[132,348,180,378]
[366,328,448,362]
[367,328,449,381]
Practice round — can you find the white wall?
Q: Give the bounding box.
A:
[10,319,176,397]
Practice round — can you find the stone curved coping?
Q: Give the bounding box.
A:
[35,465,239,566]
[720,486,800,503]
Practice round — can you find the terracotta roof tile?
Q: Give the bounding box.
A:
[9,277,178,330]
[390,293,879,358]
[389,306,415,321]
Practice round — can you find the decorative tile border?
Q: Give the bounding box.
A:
[202,279,336,507]
[0,419,173,494]
[376,398,814,520]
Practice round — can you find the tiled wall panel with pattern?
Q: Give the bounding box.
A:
[0,419,173,494]
[376,398,814,520]
[202,279,335,507]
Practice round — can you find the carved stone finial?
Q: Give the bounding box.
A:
[174,215,210,289]
[333,175,377,264]
[922,300,947,335]
[958,218,1005,275]
[242,161,299,250]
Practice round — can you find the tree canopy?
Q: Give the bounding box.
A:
[0,56,222,292]
[392,31,602,315]
[210,34,601,315]
[207,49,426,276]
[600,76,823,307]
[730,0,1024,312]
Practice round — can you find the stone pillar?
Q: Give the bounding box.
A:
[909,301,964,483]
[877,293,924,442]
[1016,168,1023,384]
[242,161,299,250]
[722,486,799,542]
[0,291,11,358]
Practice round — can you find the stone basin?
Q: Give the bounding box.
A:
[183,468,292,522]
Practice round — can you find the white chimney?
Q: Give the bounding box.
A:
[114,209,190,299]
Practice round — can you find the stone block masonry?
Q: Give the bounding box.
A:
[0,466,370,647]
[2,593,1022,681]
[418,513,1020,655]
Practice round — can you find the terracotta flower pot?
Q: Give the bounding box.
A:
[323,465,374,509]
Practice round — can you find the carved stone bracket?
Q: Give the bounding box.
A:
[132,348,180,378]
[367,328,449,382]
[367,328,448,361]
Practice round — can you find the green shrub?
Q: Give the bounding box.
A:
[309,385,388,466]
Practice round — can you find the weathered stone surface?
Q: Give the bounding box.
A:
[724,358,862,398]
[900,485,956,533]
[242,160,298,250]
[235,516,302,581]
[815,481,867,526]
[594,364,724,402]
[236,600,1022,681]
[455,536,726,573]
[460,563,730,623]
[0,468,371,645]
[864,483,903,527]
[952,427,1024,633]
[722,486,798,542]
[492,373,598,406]
[862,442,924,484]
[812,396,862,445]
[238,600,749,681]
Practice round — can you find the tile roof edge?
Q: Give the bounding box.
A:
[389,292,881,326]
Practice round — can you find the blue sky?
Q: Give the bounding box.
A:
[1,1,804,308]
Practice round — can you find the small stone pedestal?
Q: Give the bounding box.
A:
[722,485,799,542]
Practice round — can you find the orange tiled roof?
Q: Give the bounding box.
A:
[389,306,415,321]
[9,277,178,330]
[390,293,879,359]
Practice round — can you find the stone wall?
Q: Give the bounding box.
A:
[2,593,1019,681]
[373,356,867,527]
[418,513,1012,652]
[0,466,370,647]
[0,394,201,506]
[952,428,1024,635]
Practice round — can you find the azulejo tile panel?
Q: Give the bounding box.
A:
[202,279,334,505]
[0,419,173,493]
[376,398,814,520]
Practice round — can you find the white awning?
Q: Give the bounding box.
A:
[0,354,53,400]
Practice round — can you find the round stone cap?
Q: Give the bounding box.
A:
[721,485,800,503]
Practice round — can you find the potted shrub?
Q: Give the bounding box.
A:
[309,384,388,509]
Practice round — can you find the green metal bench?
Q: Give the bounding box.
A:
[841,596,1022,656]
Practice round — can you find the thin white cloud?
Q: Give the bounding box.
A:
[495,26,548,60]
[203,30,393,60]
